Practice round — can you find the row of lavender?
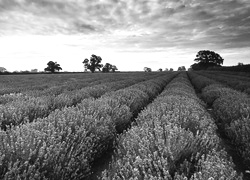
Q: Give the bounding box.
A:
[195,71,250,94]
[0,72,178,179]
[0,73,104,95]
[0,73,156,96]
[203,71,250,78]
[101,73,242,179]
[0,73,165,130]
[0,73,162,99]
[188,72,250,173]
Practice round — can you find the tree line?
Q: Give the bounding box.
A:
[83,54,117,73]
[144,50,225,72]
[2,50,247,74]
[144,67,175,72]
[43,54,118,73]
[41,50,247,73]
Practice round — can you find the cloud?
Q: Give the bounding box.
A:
[0,0,250,68]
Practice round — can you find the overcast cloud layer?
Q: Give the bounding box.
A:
[0,0,250,71]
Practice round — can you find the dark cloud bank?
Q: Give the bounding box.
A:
[1,0,250,53]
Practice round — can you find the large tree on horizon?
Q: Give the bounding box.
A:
[44,61,62,73]
[83,54,103,73]
[194,50,224,65]
[191,50,224,70]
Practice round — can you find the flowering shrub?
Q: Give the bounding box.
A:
[213,95,250,126]
[191,149,240,180]
[195,71,250,94]
[187,72,218,92]
[0,72,178,179]
[0,93,27,105]
[128,80,166,99]
[101,72,242,180]
[229,116,250,169]
[201,84,245,106]
[189,71,250,172]
[0,96,52,129]
[0,72,162,100]
[213,95,250,169]
[0,77,157,129]
[104,89,149,117]
[0,103,116,179]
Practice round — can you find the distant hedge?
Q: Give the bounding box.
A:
[207,64,250,72]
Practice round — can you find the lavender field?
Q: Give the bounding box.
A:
[0,71,249,180]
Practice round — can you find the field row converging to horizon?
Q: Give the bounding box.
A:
[0,71,249,179]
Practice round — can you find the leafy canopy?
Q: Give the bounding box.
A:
[144,67,152,72]
[195,50,224,65]
[102,63,118,72]
[83,54,103,73]
[191,50,224,70]
[178,66,186,71]
[44,61,62,73]
[0,67,7,72]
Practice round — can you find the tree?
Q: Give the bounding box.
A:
[195,50,223,65]
[178,66,186,71]
[191,50,224,70]
[169,68,174,71]
[165,68,169,71]
[31,69,38,73]
[83,54,103,73]
[0,67,7,72]
[158,68,163,72]
[102,63,112,73]
[44,61,62,73]
[144,67,152,72]
[111,65,118,72]
[102,63,118,73]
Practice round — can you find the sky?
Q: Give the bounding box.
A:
[0,0,250,72]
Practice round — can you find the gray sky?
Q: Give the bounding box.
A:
[0,0,250,71]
